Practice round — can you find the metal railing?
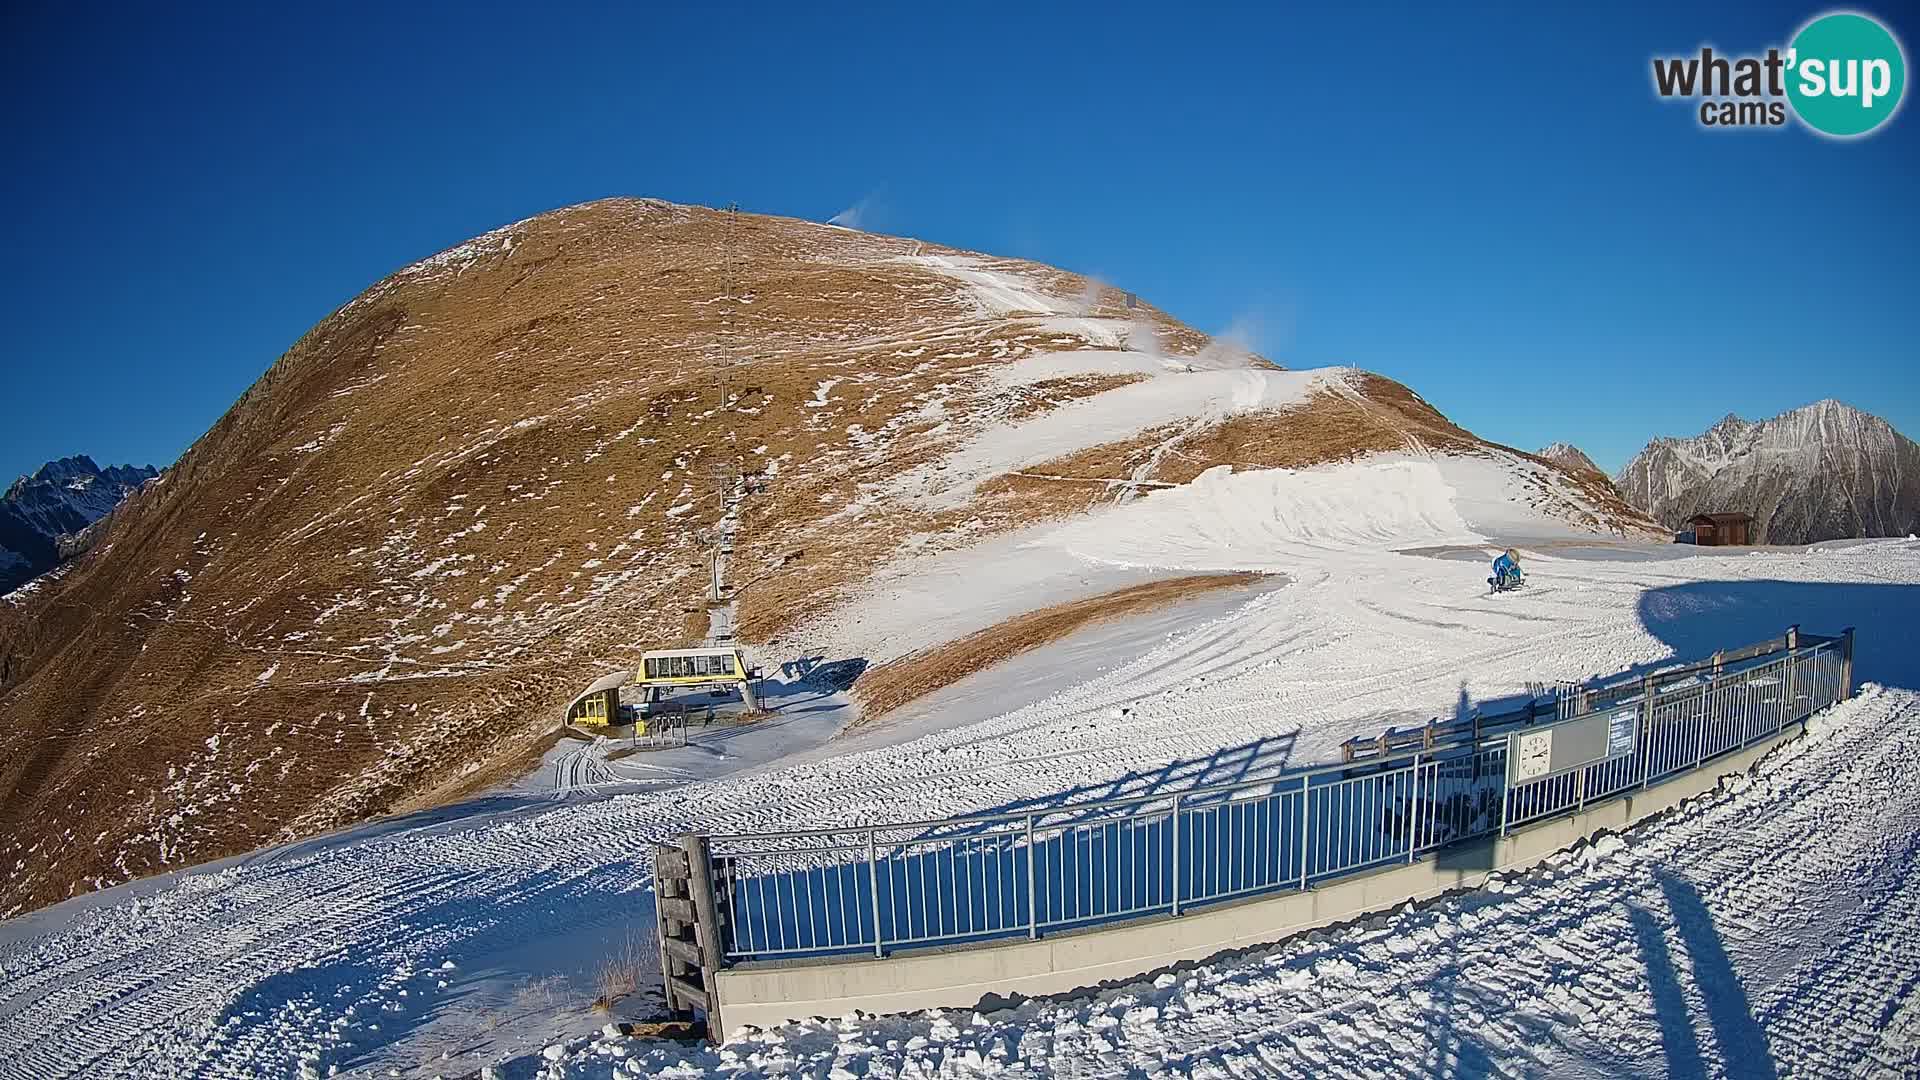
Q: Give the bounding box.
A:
[698,629,1854,964]
[1339,628,1821,762]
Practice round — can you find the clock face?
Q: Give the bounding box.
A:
[1514,731,1554,781]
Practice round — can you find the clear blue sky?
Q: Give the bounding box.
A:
[3,2,1914,482]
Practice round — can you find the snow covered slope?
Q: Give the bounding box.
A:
[2,534,1915,1079]
[570,684,1920,1080]
[0,199,1655,915]
[792,449,1650,675]
[1616,400,1920,543]
[0,455,157,595]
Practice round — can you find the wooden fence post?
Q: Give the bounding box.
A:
[1841,626,1856,700]
[682,833,726,1039]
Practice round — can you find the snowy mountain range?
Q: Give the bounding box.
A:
[1615,400,1920,544]
[1535,443,1605,479]
[0,455,158,594]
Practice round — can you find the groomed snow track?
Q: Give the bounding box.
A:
[550,684,1920,1078]
[2,539,1918,1077]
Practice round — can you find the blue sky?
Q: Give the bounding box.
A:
[2,1,1914,483]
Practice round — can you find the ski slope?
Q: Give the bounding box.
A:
[543,683,1920,1080]
[2,459,1918,1077]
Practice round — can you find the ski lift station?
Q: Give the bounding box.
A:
[565,645,759,729]
[637,646,759,711]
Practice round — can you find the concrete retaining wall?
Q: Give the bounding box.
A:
[711,723,1801,1038]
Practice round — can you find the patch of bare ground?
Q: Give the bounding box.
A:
[592,922,656,1014]
[972,374,1478,501]
[1001,373,1148,423]
[849,572,1266,727]
[426,727,572,805]
[964,371,1659,538]
[1515,450,1662,536]
[963,471,1136,522]
[1146,387,1478,483]
[1501,450,1664,537]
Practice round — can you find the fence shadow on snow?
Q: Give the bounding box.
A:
[1637,579,1918,688]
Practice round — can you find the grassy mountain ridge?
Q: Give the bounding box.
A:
[0,198,1655,914]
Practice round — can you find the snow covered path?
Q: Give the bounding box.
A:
[1,536,1917,1078]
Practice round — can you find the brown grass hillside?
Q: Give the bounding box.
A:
[851,572,1264,724]
[0,200,1226,913]
[0,198,1657,914]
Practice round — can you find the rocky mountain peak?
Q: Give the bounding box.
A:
[1704,412,1750,437]
[1616,401,1920,544]
[0,455,160,595]
[1536,442,1603,477]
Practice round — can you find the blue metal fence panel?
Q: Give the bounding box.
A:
[707,634,1851,963]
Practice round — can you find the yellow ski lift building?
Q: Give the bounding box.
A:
[637,646,759,711]
[565,670,629,728]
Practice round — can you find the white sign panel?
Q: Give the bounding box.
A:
[1606,709,1639,759]
[1513,730,1554,781]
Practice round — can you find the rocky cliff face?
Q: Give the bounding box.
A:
[1615,401,1920,544]
[0,455,158,594]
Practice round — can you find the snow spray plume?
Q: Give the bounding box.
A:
[1077,277,1107,317]
[828,192,881,230]
[1194,314,1262,369]
[1128,314,1163,360]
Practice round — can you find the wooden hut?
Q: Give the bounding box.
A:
[1687,512,1755,546]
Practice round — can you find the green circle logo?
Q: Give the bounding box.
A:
[1786,12,1907,137]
